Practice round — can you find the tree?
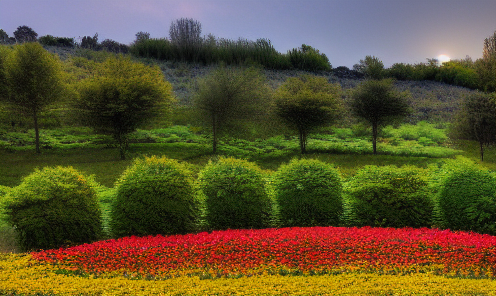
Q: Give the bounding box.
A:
[0,29,9,44]
[74,56,174,159]
[450,92,496,161]
[13,25,38,43]
[475,30,496,92]
[3,42,65,153]
[193,65,270,153]
[350,79,410,154]
[169,18,202,61]
[353,55,385,79]
[273,75,342,153]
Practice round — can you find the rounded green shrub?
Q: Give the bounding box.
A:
[346,165,433,228]
[4,166,102,251]
[111,156,199,237]
[272,158,343,227]
[197,157,272,230]
[437,167,496,234]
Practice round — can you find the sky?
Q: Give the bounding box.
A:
[1,0,495,68]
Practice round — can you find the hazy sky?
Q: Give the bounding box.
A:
[1,0,495,67]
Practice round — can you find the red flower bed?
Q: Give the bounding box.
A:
[32,227,496,278]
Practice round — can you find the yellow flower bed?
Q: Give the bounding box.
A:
[1,254,494,296]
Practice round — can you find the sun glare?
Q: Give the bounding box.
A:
[437,54,451,64]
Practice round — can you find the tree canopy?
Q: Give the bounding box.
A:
[450,92,496,161]
[273,75,342,153]
[193,65,270,153]
[2,42,65,153]
[74,56,174,159]
[350,79,410,154]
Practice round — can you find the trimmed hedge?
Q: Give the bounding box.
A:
[197,157,273,230]
[111,156,199,237]
[272,158,343,227]
[345,165,433,228]
[437,165,496,234]
[4,167,102,251]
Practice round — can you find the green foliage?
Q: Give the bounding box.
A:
[111,156,199,237]
[0,29,10,44]
[288,44,331,71]
[350,79,411,154]
[382,121,447,144]
[80,33,99,50]
[100,39,129,54]
[13,25,38,43]
[193,65,271,153]
[387,63,415,81]
[272,158,343,227]
[2,42,66,153]
[129,21,327,71]
[449,92,496,161]
[476,30,496,92]
[354,56,385,79]
[73,55,175,159]
[38,35,75,47]
[435,62,479,89]
[3,166,102,251]
[345,165,433,228]
[197,157,273,230]
[437,164,496,234]
[273,75,342,153]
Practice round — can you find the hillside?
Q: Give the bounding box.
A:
[45,45,477,125]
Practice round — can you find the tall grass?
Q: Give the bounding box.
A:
[130,38,330,71]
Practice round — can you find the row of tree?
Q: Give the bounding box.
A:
[0,41,494,161]
[353,31,496,92]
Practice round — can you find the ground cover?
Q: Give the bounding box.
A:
[1,226,495,295]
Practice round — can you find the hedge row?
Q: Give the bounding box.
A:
[2,156,495,251]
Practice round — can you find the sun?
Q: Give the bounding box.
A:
[437,54,451,64]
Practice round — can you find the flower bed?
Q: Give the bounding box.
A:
[32,226,496,279]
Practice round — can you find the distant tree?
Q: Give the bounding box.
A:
[288,44,331,71]
[134,31,150,43]
[475,30,496,92]
[169,18,202,61]
[100,39,129,53]
[80,33,99,50]
[0,29,9,44]
[273,75,342,153]
[350,79,410,154]
[353,55,385,79]
[450,92,496,161]
[193,65,270,153]
[73,56,174,159]
[3,43,65,153]
[13,25,38,43]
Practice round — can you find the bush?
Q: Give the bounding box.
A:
[345,165,433,228]
[437,165,496,234]
[197,157,273,230]
[3,167,102,251]
[111,156,199,237]
[272,158,343,227]
[39,35,75,47]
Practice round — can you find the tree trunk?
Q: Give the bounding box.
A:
[33,110,40,154]
[298,127,306,154]
[116,132,126,160]
[372,122,378,155]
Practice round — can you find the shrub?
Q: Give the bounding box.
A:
[437,165,496,234]
[387,63,415,80]
[345,165,433,228]
[272,158,343,227]
[197,157,273,230]
[3,166,102,251]
[111,156,199,237]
